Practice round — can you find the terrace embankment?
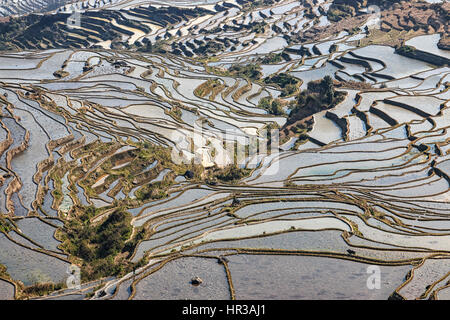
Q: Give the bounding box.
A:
[0,6,213,51]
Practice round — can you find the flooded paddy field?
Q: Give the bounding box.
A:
[0,0,449,301]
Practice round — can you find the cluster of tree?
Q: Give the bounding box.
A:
[192,40,224,55]
[0,216,12,233]
[327,4,355,22]
[138,40,167,54]
[0,16,28,37]
[136,182,168,201]
[63,207,138,280]
[264,72,300,97]
[395,44,450,67]
[0,42,11,50]
[396,45,416,54]
[329,44,339,53]
[257,97,285,116]
[328,0,405,22]
[214,2,239,12]
[228,64,262,80]
[237,0,282,10]
[22,282,64,297]
[259,52,284,64]
[212,165,251,182]
[286,76,346,125]
[250,21,267,34]
[0,15,40,46]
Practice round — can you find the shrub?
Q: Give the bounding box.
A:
[228,64,262,80]
[258,97,285,115]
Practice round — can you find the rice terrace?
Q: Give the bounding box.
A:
[0,0,449,301]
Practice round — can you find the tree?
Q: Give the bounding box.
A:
[270,100,283,115]
[322,76,334,93]
[78,240,95,261]
[145,41,152,52]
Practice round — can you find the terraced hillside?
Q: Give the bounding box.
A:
[0,0,75,16]
[0,0,449,300]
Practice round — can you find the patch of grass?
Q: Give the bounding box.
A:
[0,217,13,233]
[23,282,64,297]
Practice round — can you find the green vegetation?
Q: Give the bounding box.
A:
[138,40,167,54]
[259,50,293,64]
[329,44,338,53]
[347,27,361,35]
[281,76,346,138]
[193,40,225,56]
[396,45,416,54]
[257,97,285,116]
[23,282,64,297]
[135,181,169,201]
[250,21,267,34]
[168,105,183,119]
[0,42,12,51]
[264,73,300,97]
[0,14,92,50]
[212,165,251,183]
[0,16,32,46]
[194,79,223,98]
[327,4,354,22]
[49,138,214,283]
[395,44,450,67]
[62,208,138,281]
[0,263,9,279]
[0,216,13,233]
[259,52,284,64]
[228,64,262,80]
[0,5,213,51]
[309,76,344,102]
[239,0,282,11]
[77,140,197,205]
[327,0,404,23]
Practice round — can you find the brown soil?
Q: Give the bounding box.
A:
[294,1,449,49]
